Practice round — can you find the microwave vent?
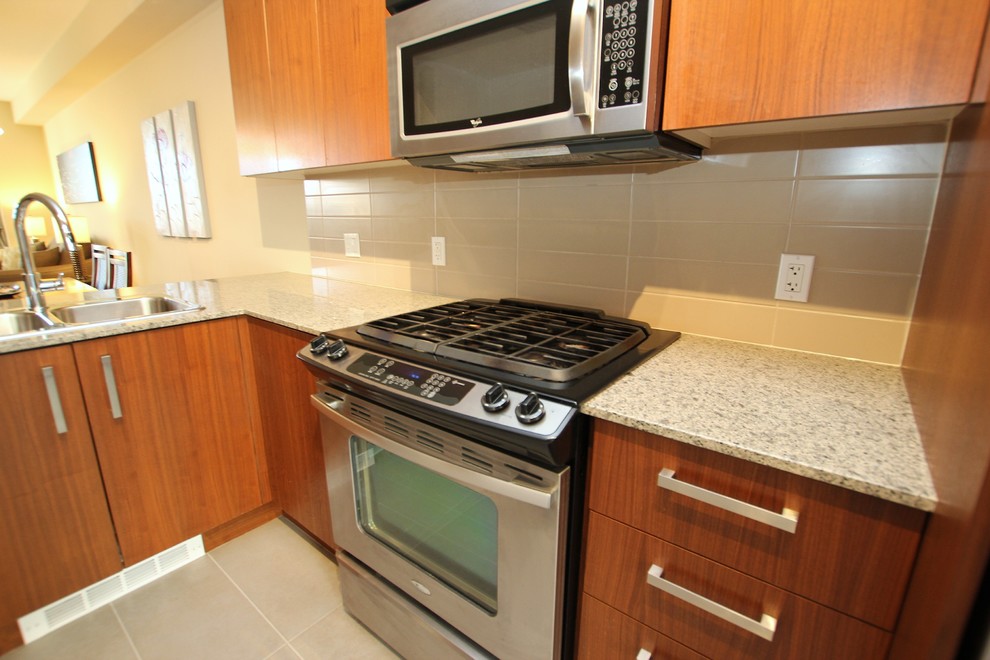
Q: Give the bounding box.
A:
[407,132,702,173]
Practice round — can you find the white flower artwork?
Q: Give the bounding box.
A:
[140,101,211,238]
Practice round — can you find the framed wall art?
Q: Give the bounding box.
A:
[140,100,211,238]
[56,142,102,204]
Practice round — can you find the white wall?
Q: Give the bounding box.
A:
[0,101,56,247]
[42,1,310,286]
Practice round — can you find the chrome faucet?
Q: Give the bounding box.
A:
[13,193,81,318]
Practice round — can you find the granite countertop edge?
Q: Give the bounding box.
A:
[1,272,935,512]
[585,406,935,511]
[582,333,936,512]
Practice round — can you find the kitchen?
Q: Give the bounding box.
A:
[0,0,988,658]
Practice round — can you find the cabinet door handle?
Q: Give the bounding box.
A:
[657,468,799,534]
[100,355,123,419]
[635,649,652,660]
[41,366,68,434]
[647,564,778,641]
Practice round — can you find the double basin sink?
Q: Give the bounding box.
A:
[0,296,203,339]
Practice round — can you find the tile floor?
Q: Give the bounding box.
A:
[2,519,398,660]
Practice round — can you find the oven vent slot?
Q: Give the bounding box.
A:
[350,402,373,424]
[415,430,447,454]
[382,415,410,439]
[461,449,494,474]
[506,464,547,485]
[416,435,445,454]
[319,390,345,406]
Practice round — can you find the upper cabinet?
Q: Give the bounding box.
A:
[663,0,990,141]
[223,0,391,175]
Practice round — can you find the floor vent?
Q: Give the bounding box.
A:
[18,535,205,644]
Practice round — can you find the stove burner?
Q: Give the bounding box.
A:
[358,299,649,382]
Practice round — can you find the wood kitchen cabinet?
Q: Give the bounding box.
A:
[578,594,705,660]
[223,0,278,175]
[246,318,335,549]
[579,420,927,659]
[72,318,271,565]
[0,347,122,654]
[663,0,990,137]
[223,0,391,175]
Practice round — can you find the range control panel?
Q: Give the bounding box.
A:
[598,0,648,109]
[300,341,577,438]
[346,353,475,407]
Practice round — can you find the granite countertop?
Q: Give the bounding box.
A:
[0,272,935,511]
[0,272,455,354]
[583,335,935,511]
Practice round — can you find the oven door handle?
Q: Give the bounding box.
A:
[312,394,556,510]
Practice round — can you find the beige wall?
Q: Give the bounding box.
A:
[306,124,948,364]
[42,1,310,286]
[0,101,57,246]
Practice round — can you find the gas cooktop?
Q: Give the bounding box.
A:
[300,298,679,466]
[358,298,651,383]
[308,298,679,404]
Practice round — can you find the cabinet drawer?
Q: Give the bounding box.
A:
[589,421,924,629]
[578,594,705,660]
[583,512,891,660]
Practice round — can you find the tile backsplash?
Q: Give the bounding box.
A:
[305,123,948,364]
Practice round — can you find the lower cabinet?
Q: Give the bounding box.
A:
[0,346,122,653]
[72,317,271,565]
[583,512,891,659]
[578,594,705,660]
[246,318,335,549]
[0,317,310,654]
[580,420,927,659]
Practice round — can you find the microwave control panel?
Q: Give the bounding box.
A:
[599,0,648,109]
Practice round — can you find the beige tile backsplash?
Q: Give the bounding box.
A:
[306,123,949,364]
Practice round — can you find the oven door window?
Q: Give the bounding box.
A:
[350,436,498,614]
[399,0,571,135]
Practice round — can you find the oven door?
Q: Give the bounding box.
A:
[313,388,568,660]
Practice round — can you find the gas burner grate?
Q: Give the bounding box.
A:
[358,299,648,382]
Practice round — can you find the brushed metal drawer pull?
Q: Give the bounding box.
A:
[41,366,68,434]
[100,355,123,419]
[647,564,777,641]
[657,468,799,534]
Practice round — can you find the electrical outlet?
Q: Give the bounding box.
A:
[343,233,361,258]
[774,254,815,302]
[431,236,446,266]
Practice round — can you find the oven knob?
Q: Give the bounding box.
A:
[326,339,348,361]
[309,334,330,354]
[481,382,510,412]
[515,392,546,424]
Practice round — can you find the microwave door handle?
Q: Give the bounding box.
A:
[568,0,595,117]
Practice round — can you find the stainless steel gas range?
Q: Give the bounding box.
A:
[297,298,679,659]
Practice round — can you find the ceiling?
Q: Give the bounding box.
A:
[0,0,90,102]
[0,0,215,125]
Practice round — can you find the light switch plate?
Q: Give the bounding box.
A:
[431,236,446,266]
[344,233,361,258]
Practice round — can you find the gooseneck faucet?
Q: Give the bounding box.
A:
[13,192,82,316]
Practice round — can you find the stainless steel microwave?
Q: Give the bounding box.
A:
[385,0,702,171]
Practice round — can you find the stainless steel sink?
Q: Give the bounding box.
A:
[0,310,57,337]
[49,296,203,325]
